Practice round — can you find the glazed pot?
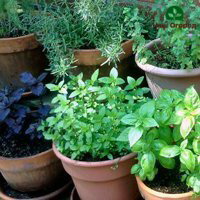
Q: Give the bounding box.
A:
[0,149,64,192]
[136,176,199,200]
[0,34,48,89]
[0,181,72,200]
[135,38,200,98]
[53,144,140,200]
[70,40,142,79]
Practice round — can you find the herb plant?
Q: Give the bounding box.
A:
[28,0,156,78]
[120,87,200,195]
[0,0,34,38]
[0,72,50,139]
[138,0,200,69]
[39,68,149,160]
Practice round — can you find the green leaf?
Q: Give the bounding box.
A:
[136,77,144,86]
[180,139,188,150]
[131,164,141,174]
[141,152,156,174]
[117,127,130,142]
[131,139,145,152]
[91,69,99,82]
[98,77,112,84]
[110,67,118,78]
[69,91,80,98]
[193,139,200,155]
[180,149,196,172]
[127,76,135,85]
[159,156,175,169]
[173,126,182,142]
[143,118,159,128]
[46,83,59,91]
[152,139,167,154]
[121,114,137,125]
[180,116,195,139]
[158,126,173,144]
[184,87,200,109]
[97,94,107,101]
[139,101,155,118]
[160,145,181,158]
[128,127,143,147]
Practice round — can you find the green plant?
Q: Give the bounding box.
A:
[28,0,156,78]
[38,68,149,161]
[138,0,200,69]
[0,0,34,38]
[119,87,200,195]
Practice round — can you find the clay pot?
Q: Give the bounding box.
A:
[135,38,200,98]
[0,181,73,200]
[70,40,141,79]
[0,149,65,192]
[53,144,140,200]
[135,176,199,200]
[0,34,48,89]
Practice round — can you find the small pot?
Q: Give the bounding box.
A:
[70,40,139,79]
[0,149,65,192]
[70,187,80,200]
[136,176,197,200]
[135,38,200,98]
[0,181,73,200]
[53,144,140,200]
[0,34,48,89]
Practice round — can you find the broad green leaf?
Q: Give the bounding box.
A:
[69,91,80,98]
[159,156,175,169]
[180,139,188,150]
[98,77,112,84]
[152,139,167,154]
[97,94,107,101]
[117,127,130,142]
[121,114,137,125]
[158,126,173,144]
[131,164,141,174]
[46,83,59,91]
[110,67,118,78]
[136,77,144,86]
[160,145,181,158]
[91,69,99,82]
[143,118,159,128]
[141,152,156,174]
[180,149,196,172]
[184,87,200,109]
[139,101,155,118]
[131,139,145,152]
[180,116,195,139]
[146,128,159,143]
[127,76,135,85]
[193,139,200,155]
[173,126,182,142]
[128,127,143,147]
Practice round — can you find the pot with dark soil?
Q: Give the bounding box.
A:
[127,88,200,199]
[0,74,64,192]
[0,1,48,89]
[135,0,200,98]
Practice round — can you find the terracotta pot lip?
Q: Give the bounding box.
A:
[0,33,35,41]
[135,38,200,78]
[53,144,136,167]
[0,181,72,200]
[74,40,132,53]
[136,176,193,198]
[0,148,52,161]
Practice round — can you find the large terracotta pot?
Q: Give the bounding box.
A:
[53,144,139,200]
[136,176,199,200]
[135,38,200,98]
[71,40,142,79]
[0,149,64,192]
[0,34,48,89]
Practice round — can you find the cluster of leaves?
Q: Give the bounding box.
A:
[39,68,150,160]
[27,0,156,78]
[0,72,50,139]
[139,0,200,69]
[119,87,200,194]
[0,0,34,38]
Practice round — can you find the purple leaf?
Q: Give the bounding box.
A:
[37,73,48,82]
[0,108,10,121]
[20,72,37,86]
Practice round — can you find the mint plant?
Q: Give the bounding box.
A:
[138,0,200,69]
[39,68,149,160]
[120,87,200,195]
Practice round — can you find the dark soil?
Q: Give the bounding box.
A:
[0,134,51,158]
[145,166,191,194]
[1,30,28,39]
[0,175,72,199]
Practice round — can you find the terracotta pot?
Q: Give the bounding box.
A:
[136,176,199,200]
[0,181,73,200]
[53,144,139,200]
[70,187,80,200]
[135,38,200,98]
[0,34,48,89]
[70,40,142,80]
[0,149,65,192]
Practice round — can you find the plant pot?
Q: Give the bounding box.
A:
[70,187,80,200]
[70,40,142,79]
[0,149,65,192]
[0,180,73,200]
[135,38,200,98]
[135,176,198,200]
[53,144,140,200]
[0,34,48,89]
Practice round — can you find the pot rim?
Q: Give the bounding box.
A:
[74,40,132,53]
[53,144,136,168]
[136,176,193,198]
[135,38,200,78]
[0,33,35,41]
[0,148,52,161]
[0,180,72,200]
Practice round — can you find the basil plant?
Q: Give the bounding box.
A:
[39,68,149,161]
[120,87,200,194]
